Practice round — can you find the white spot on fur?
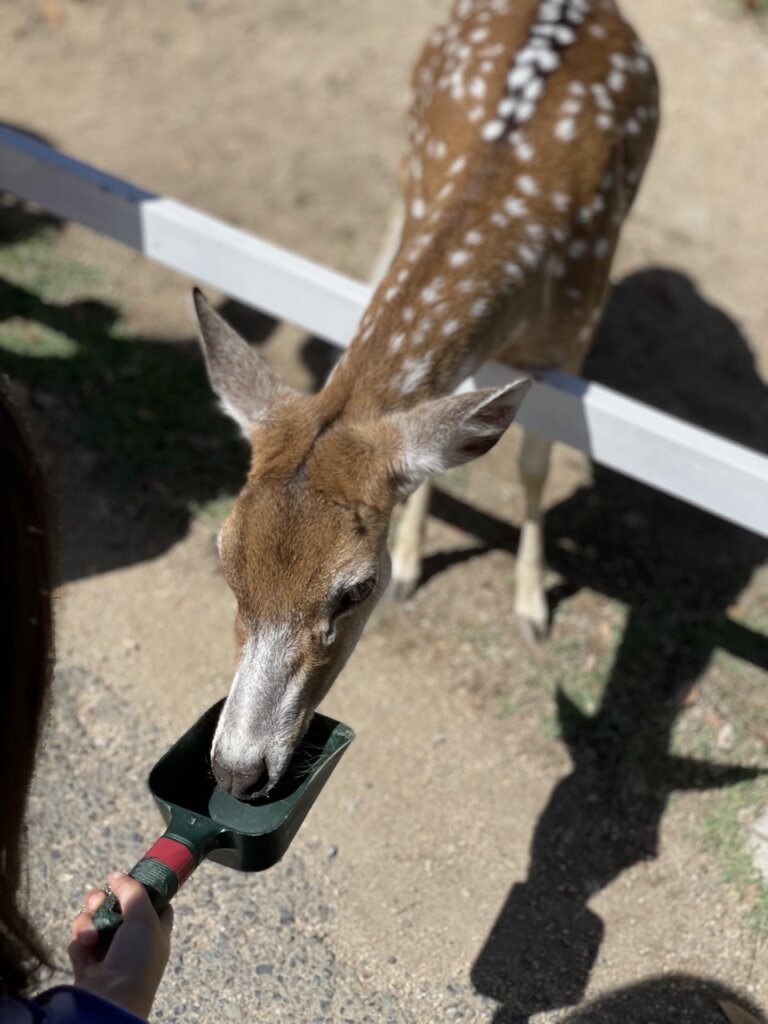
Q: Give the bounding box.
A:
[518,245,539,268]
[411,198,426,219]
[448,155,467,176]
[449,249,471,267]
[561,98,582,116]
[555,118,576,142]
[591,84,613,111]
[551,192,570,212]
[525,224,546,242]
[482,119,506,142]
[504,196,528,218]
[523,77,544,104]
[514,138,535,162]
[469,77,487,100]
[508,65,534,90]
[470,298,491,318]
[548,255,566,277]
[595,238,611,258]
[457,276,480,294]
[503,262,524,283]
[515,99,535,123]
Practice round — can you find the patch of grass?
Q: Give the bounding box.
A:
[0,226,104,299]
[534,613,626,735]
[458,623,492,661]
[436,464,470,497]
[0,316,79,359]
[720,0,768,15]
[188,494,235,533]
[700,781,768,937]
[334,223,358,245]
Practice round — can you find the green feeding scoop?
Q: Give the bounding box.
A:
[93,699,354,944]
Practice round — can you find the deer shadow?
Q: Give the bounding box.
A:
[414,268,768,1020]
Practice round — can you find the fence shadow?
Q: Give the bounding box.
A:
[417,268,768,1020]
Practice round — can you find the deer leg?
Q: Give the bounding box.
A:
[514,429,553,643]
[388,479,432,601]
[512,327,592,642]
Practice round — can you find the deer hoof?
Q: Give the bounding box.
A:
[514,587,550,644]
[517,612,549,646]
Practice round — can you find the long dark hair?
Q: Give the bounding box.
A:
[0,381,56,996]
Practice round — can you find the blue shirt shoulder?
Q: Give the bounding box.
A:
[0,986,145,1023]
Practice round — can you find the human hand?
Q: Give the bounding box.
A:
[69,871,174,1022]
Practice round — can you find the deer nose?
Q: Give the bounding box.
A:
[212,755,269,801]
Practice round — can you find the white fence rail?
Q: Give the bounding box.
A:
[1,124,766,539]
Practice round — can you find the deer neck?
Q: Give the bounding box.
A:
[324,214,533,419]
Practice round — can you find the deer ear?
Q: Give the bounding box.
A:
[192,288,295,435]
[391,379,531,498]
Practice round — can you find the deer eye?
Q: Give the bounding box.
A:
[334,576,377,618]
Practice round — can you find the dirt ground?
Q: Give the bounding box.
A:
[1,0,767,1021]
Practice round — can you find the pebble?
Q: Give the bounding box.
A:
[716,722,735,752]
[748,808,768,883]
[279,906,295,925]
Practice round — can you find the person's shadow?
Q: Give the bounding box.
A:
[414,269,768,1021]
[559,975,765,1024]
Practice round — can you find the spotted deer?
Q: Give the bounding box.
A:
[194,0,659,798]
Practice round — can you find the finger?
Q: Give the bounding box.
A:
[106,872,157,927]
[84,887,106,914]
[68,935,102,974]
[71,909,99,947]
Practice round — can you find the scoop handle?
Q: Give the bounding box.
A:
[92,835,197,946]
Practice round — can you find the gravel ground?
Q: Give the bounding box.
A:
[26,666,766,1023]
[27,667,381,1022]
[27,666,468,1023]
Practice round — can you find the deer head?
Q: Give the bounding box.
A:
[193,289,529,798]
